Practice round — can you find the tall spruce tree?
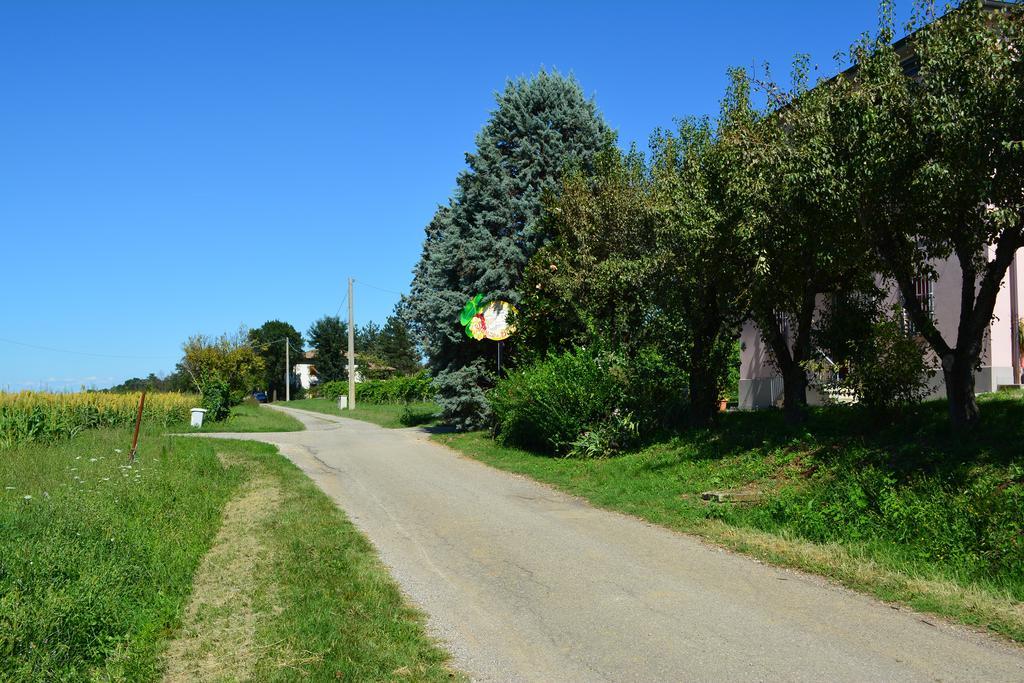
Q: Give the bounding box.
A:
[406,70,611,429]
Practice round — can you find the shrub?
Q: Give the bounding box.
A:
[489,348,622,455]
[201,378,232,422]
[316,374,433,405]
[357,373,433,404]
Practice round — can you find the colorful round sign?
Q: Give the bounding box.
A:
[459,295,517,341]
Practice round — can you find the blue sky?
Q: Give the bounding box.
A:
[0,1,909,391]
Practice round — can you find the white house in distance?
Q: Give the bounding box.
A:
[292,350,319,390]
[740,248,1024,409]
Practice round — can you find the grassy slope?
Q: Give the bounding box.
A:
[1,425,457,680]
[434,391,1024,642]
[284,398,440,429]
[196,402,304,433]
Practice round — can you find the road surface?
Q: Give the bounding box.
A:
[197,405,1024,682]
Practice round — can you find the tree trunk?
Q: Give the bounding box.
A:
[942,353,980,430]
[688,361,719,428]
[759,328,806,425]
[781,361,808,425]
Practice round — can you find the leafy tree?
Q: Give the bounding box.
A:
[743,53,890,424]
[248,320,303,400]
[841,0,1024,429]
[307,315,348,383]
[179,327,265,403]
[519,147,664,361]
[650,69,761,426]
[106,371,190,393]
[405,70,611,429]
[522,70,759,428]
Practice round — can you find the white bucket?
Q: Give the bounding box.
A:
[190,408,207,428]
[337,396,348,410]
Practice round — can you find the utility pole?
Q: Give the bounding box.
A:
[347,277,356,410]
[285,338,290,401]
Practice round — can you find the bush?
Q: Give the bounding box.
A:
[358,373,433,404]
[201,378,232,422]
[489,346,689,456]
[489,348,623,455]
[813,298,937,410]
[316,374,433,405]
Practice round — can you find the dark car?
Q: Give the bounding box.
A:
[252,391,268,403]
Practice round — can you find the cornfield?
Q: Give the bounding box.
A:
[0,391,196,450]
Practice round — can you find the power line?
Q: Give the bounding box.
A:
[356,280,405,297]
[0,336,166,360]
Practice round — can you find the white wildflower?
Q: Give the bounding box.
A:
[23,495,31,500]
[89,458,97,462]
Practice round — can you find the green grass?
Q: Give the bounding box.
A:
[434,391,1024,642]
[284,398,441,429]
[0,428,243,680]
[233,438,456,680]
[196,402,304,433]
[1,423,458,680]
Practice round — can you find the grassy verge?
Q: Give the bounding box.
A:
[433,391,1024,642]
[284,398,440,429]
[196,402,304,433]
[166,438,457,681]
[0,428,243,680]
[1,425,457,680]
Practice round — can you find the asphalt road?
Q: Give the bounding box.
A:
[200,405,1024,682]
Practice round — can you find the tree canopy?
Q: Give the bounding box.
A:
[405,69,612,429]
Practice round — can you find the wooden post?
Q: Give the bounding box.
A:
[128,391,146,464]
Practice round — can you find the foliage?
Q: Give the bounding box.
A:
[743,48,893,425]
[106,371,190,394]
[373,314,423,376]
[489,347,623,455]
[405,70,612,430]
[317,373,433,405]
[648,76,760,426]
[180,327,265,402]
[522,72,757,428]
[248,320,304,400]
[0,391,193,449]
[488,347,686,456]
[859,0,1024,429]
[813,295,937,410]
[200,376,232,421]
[307,315,348,383]
[520,147,665,362]
[308,313,422,384]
